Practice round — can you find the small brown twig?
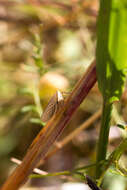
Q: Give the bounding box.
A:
[11,157,47,175]
[11,157,72,180]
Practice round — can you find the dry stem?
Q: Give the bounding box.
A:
[1,61,96,190]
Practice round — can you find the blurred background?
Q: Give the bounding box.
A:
[0,0,127,190]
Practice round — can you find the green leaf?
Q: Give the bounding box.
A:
[30,118,45,126]
[21,105,37,113]
[96,0,127,103]
[18,87,33,96]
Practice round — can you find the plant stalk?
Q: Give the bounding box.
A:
[96,101,113,179]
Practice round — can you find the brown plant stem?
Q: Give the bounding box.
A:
[1,61,96,190]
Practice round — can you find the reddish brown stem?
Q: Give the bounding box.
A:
[1,61,96,190]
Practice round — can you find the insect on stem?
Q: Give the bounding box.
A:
[41,90,64,122]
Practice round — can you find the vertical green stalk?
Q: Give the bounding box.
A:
[96,101,112,178]
[95,0,127,180]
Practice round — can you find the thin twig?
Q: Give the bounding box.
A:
[11,158,47,175]
[11,157,73,180]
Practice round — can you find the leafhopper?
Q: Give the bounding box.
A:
[41,90,64,122]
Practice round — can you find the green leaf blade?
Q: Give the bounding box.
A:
[96,0,127,103]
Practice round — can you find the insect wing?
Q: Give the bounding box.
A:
[41,92,58,122]
[41,91,64,122]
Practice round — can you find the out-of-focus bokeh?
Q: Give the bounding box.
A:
[0,1,127,190]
